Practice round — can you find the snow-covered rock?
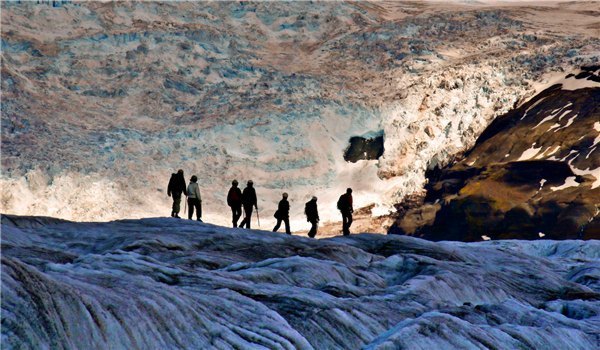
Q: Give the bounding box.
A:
[2,215,599,349]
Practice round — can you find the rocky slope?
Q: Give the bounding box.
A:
[391,67,600,240]
[2,1,600,228]
[2,214,600,349]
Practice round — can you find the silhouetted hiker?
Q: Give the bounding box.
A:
[167,169,187,218]
[227,179,243,227]
[239,180,257,229]
[187,175,202,222]
[337,188,353,236]
[305,196,319,238]
[273,192,291,235]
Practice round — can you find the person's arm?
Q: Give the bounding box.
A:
[196,185,202,202]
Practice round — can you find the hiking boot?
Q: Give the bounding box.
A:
[197,218,203,222]
[174,214,181,218]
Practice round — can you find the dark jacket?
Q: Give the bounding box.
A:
[167,173,186,196]
[227,186,242,207]
[242,186,257,208]
[275,199,290,219]
[305,199,319,222]
[337,193,353,214]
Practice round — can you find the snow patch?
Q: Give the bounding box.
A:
[517,143,542,161]
[550,176,579,191]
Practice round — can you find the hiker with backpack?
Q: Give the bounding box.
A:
[337,188,353,236]
[227,179,243,227]
[305,196,319,238]
[273,192,291,235]
[239,180,257,229]
[187,175,202,222]
[167,169,187,218]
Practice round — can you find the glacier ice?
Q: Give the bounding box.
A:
[2,215,599,349]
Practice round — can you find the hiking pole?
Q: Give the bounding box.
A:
[256,206,260,228]
[184,196,187,218]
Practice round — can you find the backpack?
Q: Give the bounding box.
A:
[229,188,240,202]
[337,194,344,210]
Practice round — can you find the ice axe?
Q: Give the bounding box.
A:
[256,206,260,228]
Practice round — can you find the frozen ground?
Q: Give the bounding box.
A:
[2,215,599,349]
[2,1,599,229]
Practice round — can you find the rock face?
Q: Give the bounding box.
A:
[344,134,385,163]
[391,69,600,241]
[2,215,599,349]
[1,1,599,227]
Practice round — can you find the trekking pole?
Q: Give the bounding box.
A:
[256,206,260,228]
[184,196,187,218]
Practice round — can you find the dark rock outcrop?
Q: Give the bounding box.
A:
[391,70,600,241]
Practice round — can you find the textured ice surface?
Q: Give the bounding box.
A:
[2,215,599,349]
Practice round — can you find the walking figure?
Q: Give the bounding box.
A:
[305,196,319,238]
[187,175,202,222]
[273,192,291,235]
[167,169,186,218]
[239,180,257,229]
[337,188,353,236]
[227,179,243,227]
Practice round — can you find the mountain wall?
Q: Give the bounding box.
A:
[2,1,599,229]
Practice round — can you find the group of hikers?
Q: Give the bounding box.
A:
[167,169,355,237]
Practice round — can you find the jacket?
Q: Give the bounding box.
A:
[275,199,290,219]
[337,193,353,213]
[167,173,186,196]
[305,200,319,222]
[187,182,202,201]
[227,186,242,207]
[242,186,257,208]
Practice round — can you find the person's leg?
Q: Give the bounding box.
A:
[347,213,353,233]
[342,213,349,235]
[308,220,317,238]
[234,206,242,227]
[188,198,194,220]
[172,194,181,217]
[284,218,290,235]
[231,207,237,227]
[246,207,253,229]
[273,219,281,232]
[241,206,251,228]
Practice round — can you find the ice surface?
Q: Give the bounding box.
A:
[2,215,599,349]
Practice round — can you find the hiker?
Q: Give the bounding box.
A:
[273,192,291,235]
[337,188,353,236]
[239,180,257,229]
[305,196,319,238]
[187,175,202,222]
[227,179,243,227]
[167,169,187,218]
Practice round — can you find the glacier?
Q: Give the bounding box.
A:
[2,1,599,229]
[2,215,599,349]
